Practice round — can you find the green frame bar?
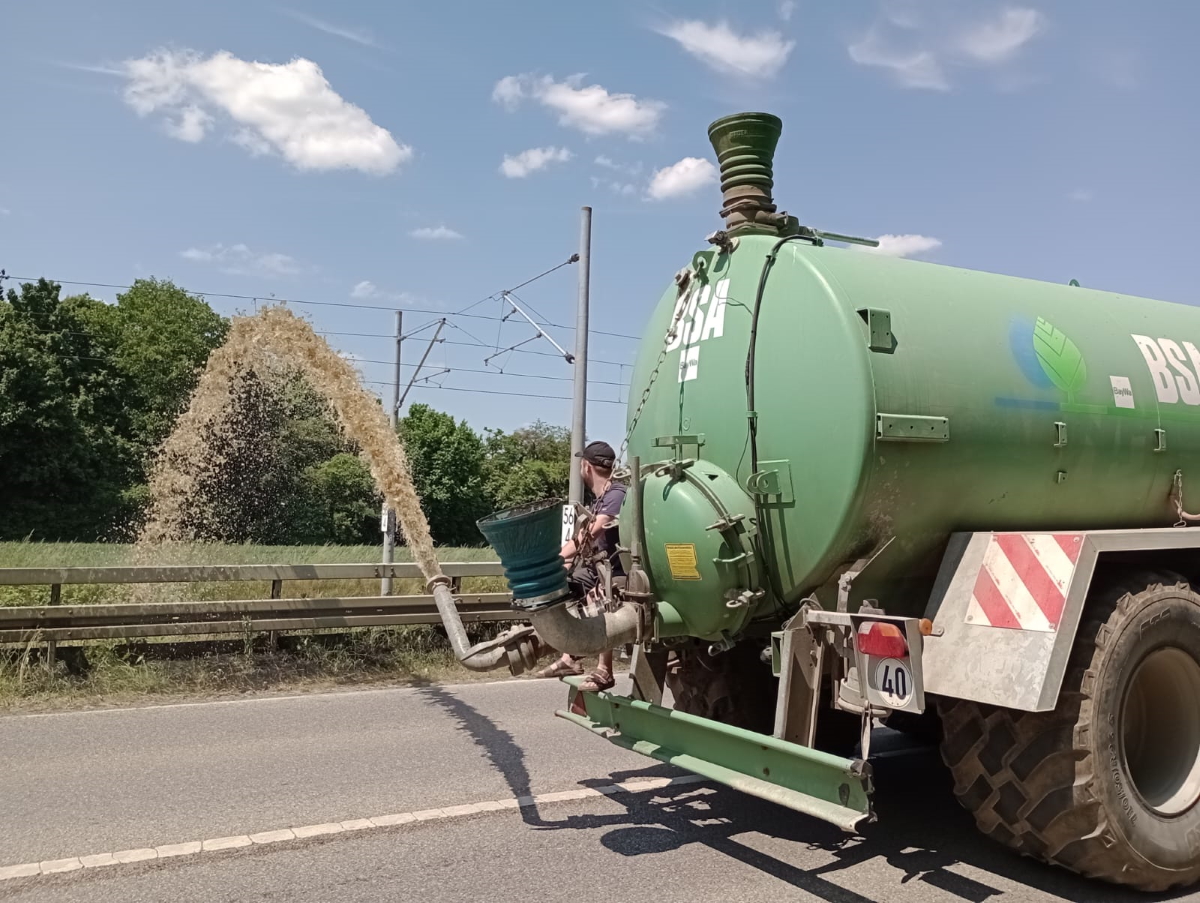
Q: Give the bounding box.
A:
[556,678,873,832]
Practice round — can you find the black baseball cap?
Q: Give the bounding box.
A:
[575,440,616,467]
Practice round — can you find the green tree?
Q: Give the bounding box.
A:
[482,420,571,510]
[112,277,229,460]
[304,453,382,544]
[398,403,488,545]
[0,279,133,539]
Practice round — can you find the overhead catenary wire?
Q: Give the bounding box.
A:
[5,273,639,340]
[358,379,626,404]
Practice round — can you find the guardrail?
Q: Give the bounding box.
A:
[0,561,514,650]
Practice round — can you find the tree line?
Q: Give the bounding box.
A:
[0,277,571,546]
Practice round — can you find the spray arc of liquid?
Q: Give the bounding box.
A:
[139,304,637,674]
[140,304,440,580]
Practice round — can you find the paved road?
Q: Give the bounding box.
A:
[1,678,1194,902]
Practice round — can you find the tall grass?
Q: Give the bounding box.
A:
[0,627,509,712]
[0,541,505,607]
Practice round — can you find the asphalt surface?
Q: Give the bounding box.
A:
[2,677,1195,902]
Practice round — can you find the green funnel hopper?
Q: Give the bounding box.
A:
[477,498,572,612]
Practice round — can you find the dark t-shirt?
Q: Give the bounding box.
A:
[589,482,627,577]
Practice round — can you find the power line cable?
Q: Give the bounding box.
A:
[6,272,639,338]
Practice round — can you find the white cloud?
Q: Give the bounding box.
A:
[492,74,664,138]
[591,176,637,197]
[657,20,795,79]
[283,9,378,48]
[595,155,642,175]
[350,280,412,303]
[849,5,1045,91]
[500,146,572,178]
[646,157,718,201]
[1068,188,1094,203]
[121,48,410,174]
[779,1,797,22]
[181,243,303,276]
[410,225,463,240]
[491,75,526,110]
[855,234,942,258]
[165,104,212,142]
[351,280,378,299]
[849,29,949,91]
[956,8,1044,64]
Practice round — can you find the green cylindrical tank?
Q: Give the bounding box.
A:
[627,113,1200,641]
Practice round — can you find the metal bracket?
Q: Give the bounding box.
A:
[1054,421,1067,448]
[856,308,894,354]
[746,459,794,503]
[836,538,894,613]
[1155,428,1168,453]
[877,414,950,442]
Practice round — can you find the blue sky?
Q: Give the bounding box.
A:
[3,0,1197,445]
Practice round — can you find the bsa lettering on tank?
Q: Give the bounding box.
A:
[1132,334,1200,404]
[667,277,729,382]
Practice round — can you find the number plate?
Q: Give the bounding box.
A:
[561,505,576,545]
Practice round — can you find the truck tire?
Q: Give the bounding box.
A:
[666,640,861,754]
[938,574,1200,892]
[666,641,776,733]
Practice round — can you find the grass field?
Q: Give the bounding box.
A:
[0,541,528,710]
[0,541,506,607]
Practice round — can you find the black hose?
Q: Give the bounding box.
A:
[745,235,810,603]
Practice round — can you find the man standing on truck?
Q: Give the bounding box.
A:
[535,440,626,692]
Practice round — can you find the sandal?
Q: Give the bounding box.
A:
[535,657,584,679]
[578,668,615,693]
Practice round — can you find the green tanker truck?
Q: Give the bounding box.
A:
[455,111,1200,892]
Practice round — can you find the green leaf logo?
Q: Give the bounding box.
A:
[1033,317,1087,400]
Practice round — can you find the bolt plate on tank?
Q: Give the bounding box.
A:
[876,414,949,442]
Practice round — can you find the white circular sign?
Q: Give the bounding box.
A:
[874,657,914,707]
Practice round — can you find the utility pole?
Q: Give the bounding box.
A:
[381,311,402,596]
[568,206,591,512]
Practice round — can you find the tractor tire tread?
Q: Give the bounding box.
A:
[937,572,1200,893]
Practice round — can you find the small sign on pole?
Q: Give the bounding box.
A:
[561,503,576,546]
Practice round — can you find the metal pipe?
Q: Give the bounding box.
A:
[528,602,639,657]
[429,579,509,671]
[569,206,592,506]
[381,310,402,596]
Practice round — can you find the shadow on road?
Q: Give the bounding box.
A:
[412,681,554,827]
[534,748,1190,903]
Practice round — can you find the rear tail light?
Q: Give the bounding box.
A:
[856,621,909,658]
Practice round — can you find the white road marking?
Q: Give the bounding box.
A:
[0,774,707,884]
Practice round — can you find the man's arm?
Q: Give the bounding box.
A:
[561,513,613,562]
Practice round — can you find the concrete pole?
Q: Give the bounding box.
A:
[382,311,402,596]
[568,206,592,508]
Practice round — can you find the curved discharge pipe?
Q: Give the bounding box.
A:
[528,601,640,657]
[429,578,639,673]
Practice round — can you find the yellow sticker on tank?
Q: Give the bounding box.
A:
[665,543,701,581]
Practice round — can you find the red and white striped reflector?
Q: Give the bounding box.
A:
[966,533,1083,632]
